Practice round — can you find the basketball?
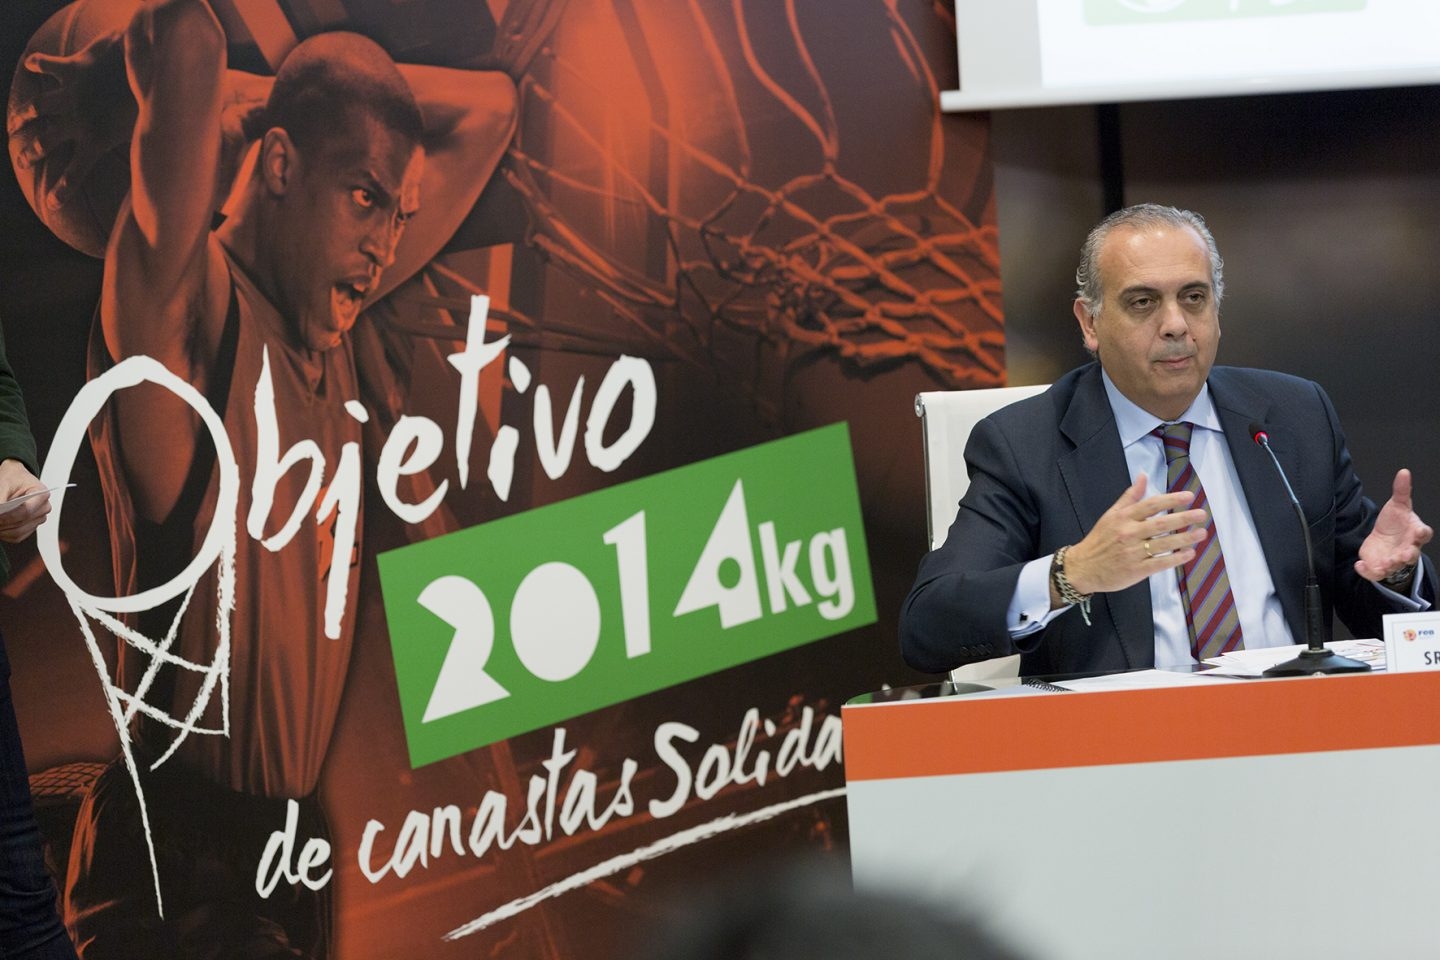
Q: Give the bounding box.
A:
[7,0,138,258]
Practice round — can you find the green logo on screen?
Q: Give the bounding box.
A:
[1085,0,1365,26]
[378,423,876,767]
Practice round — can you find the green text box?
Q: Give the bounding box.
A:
[1085,0,1365,27]
[378,423,876,767]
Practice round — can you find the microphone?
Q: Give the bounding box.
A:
[1248,422,1369,676]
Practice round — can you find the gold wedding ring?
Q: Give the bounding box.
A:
[1143,538,1156,559]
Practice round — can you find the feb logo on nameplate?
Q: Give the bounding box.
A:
[1382,611,1440,672]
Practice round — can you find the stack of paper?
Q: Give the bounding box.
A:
[1200,639,1385,677]
[1054,669,1242,691]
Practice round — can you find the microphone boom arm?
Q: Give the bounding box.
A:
[1249,423,1370,676]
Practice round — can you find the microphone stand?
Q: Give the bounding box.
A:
[1251,426,1370,676]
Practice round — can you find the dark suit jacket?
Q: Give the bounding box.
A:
[900,363,1438,675]
[0,323,39,586]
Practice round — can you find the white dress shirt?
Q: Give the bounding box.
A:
[1006,372,1426,665]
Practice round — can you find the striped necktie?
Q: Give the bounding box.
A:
[1156,422,1245,661]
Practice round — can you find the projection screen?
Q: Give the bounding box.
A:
[943,0,1440,111]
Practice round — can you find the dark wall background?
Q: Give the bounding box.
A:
[989,85,1440,558]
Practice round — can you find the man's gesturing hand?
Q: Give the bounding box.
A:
[1355,468,1433,584]
[1054,476,1209,607]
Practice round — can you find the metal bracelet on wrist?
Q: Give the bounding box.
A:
[1382,562,1417,588]
[1052,545,1093,625]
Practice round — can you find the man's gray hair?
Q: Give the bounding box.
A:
[1074,204,1224,317]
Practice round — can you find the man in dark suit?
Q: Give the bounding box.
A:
[901,204,1435,676]
[0,320,75,959]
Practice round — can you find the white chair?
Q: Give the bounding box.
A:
[915,384,1048,685]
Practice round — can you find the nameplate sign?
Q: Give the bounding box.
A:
[1382,611,1440,672]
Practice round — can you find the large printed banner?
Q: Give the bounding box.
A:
[0,0,1001,955]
